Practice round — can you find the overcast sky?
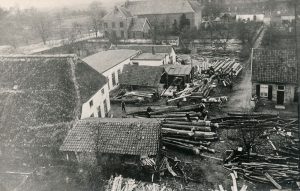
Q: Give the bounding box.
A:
[1,0,123,9]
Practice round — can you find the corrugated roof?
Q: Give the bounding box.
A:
[82,49,139,73]
[132,53,166,60]
[60,118,161,156]
[124,0,201,15]
[252,49,297,84]
[116,45,173,54]
[120,64,163,87]
[164,64,192,76]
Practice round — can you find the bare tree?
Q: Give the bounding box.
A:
[88,1,107,38]
[30,10,52,45]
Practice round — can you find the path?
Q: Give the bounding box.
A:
[224,27,266,112]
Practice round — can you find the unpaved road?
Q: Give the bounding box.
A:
[225,27,266,112]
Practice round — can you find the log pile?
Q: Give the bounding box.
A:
[162,119,219,154]
[218,113,300,189]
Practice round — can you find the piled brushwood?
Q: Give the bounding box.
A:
[215,113,300,190]
[111,89,158,104]
[105,175,174,191]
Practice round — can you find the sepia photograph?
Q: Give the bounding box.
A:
[0,0,299,190]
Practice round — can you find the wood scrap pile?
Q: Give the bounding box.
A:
[105,175,174,191]
[217,113,300,189]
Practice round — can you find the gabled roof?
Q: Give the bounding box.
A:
[115,45,174,54]
[120,64,163,87]
[82,49,139,73]
[129,18,150,32]
[0,55,106,130]
[124,0,202,15]
[251,49,297,84]
[60,118,161,156]
[102,6,132,20]
[164,64,192,76]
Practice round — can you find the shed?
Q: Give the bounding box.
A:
[162,65,193,88]
[60,118,161,167]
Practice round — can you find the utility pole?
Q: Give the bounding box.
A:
[294,0,300,171]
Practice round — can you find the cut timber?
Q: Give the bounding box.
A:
[219,185,225,191]
[165,158,177,176]
[200,154,223,161]
[230,173,238,191]
[240,185,247,191]
[162,124,211,132]
[264,172,282,190]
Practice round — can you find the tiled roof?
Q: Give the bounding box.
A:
[164,64,192,76]
[124,0,202,15]
[82,49,139,73]
[120,64,163,87]
[60,118,161,156]
[115,45,173,54]
[132,53,166,60]
[251,49,297,84]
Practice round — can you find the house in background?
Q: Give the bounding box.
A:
[115,44,177,65]
[60,118,161,170]
[162,64,193,89]
[101,6,151,39]
[82,49,140,91]
[251,49,297,109]
[122,0,203,30]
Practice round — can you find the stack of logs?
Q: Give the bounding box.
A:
[129,104,219,154]
[215,113,300,189]
[162,120,218,154]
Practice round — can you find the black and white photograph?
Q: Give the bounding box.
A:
[0,0,299,190]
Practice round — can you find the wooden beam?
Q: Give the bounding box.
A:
[264,172,282,190]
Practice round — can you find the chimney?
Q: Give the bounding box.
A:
[152,46,155,55]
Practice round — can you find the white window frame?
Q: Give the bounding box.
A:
[260,84,268,98]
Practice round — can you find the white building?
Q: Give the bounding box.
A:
[115,45,177,66]
[131,52,168,66]
[83,49,140,91]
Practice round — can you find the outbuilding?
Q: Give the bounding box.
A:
[251,49,297,109]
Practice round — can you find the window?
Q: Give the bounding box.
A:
[132,62,139,66]
[104,22,108,28]
[89,100,93,107]
[101,88,105,95]
[112,22,115,28]
[294,87,298,102]
[112,72,116,86]
[117,69,121,77]
[97,106,102,118]
[120,22,124,28]
[278,85,285,91]
[103,99,108,115]
[121,30,124,38]
[260,84,268,97]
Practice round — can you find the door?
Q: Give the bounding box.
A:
[277,91,284,105]
[256,84,260,97]
[268,85,272,100]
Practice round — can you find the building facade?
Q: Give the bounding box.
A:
[83,49,140,91]
[251,49,297,107]
[102,6,151,40]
